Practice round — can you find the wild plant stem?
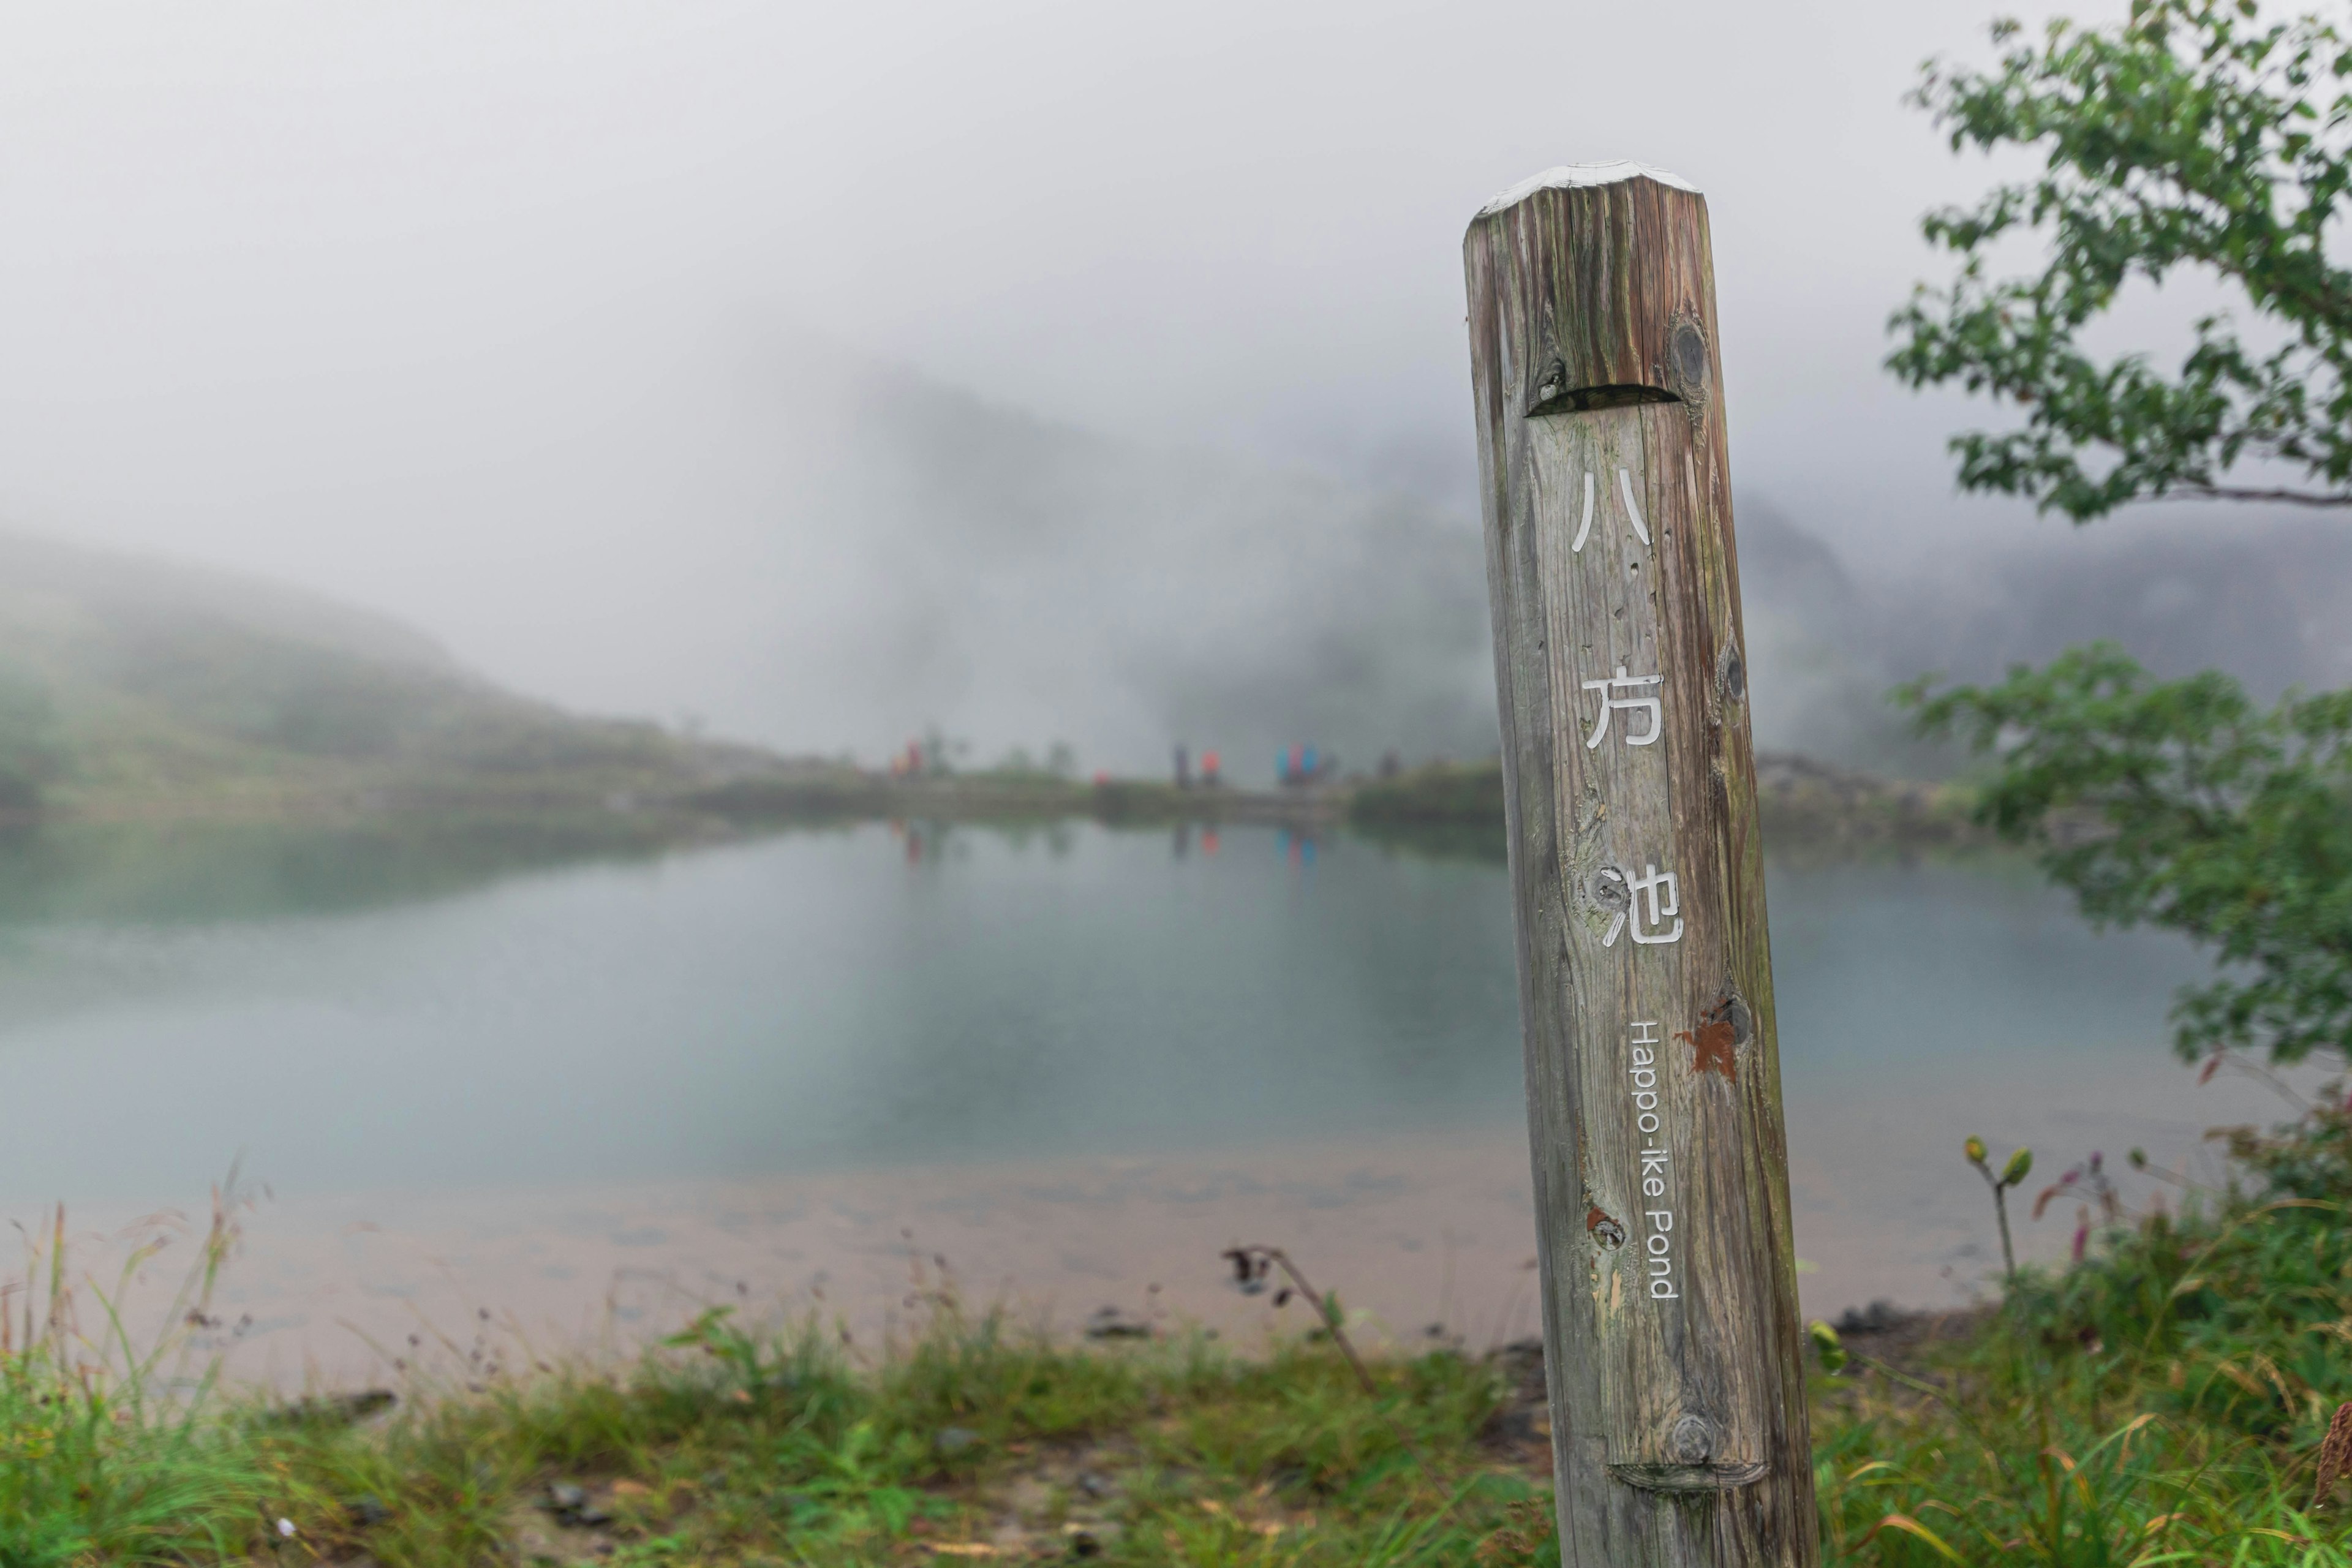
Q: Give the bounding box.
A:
[1235,1245,1433,1491]
[1993,1180,2018,1284]
[1246,1247,1375,1398]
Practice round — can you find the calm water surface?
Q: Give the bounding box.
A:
[0,820,2275,1376]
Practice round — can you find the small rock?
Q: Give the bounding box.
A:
[936,1425,980,1457]
[1832,1300,1913,1337]
[1084,1306,1150,1341]
[538,1482,611,1528]
[269,1389,397,1429]
[1075,1471,1113,1499]
[346,1493,391,1527]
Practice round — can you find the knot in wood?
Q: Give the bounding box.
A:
[1721,991,1754,1047]
[1529,356,1569,410]
[1668,1414,1714,1464]
[1666,314,1711,423]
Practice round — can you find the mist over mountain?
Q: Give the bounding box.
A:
[6,330,2345,797]
[1732,501,2352,773]
[680,338,1500,782]
[742,345,2352,782]
[1879,518,2352,698]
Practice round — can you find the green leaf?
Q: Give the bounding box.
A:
[1891,2,2352,518]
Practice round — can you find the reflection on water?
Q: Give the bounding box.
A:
[0,817,712,925]
[0,817,2288,1377]
[0,820,1528,1199]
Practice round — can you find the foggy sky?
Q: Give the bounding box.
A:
[0,1,2206,766]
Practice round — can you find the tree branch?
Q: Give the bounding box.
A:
[2146,486,2352,509]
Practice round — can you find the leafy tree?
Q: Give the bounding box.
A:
[1894,0,2352,1066]
[1908,648,2352,1063]
[1891,0,2352,519]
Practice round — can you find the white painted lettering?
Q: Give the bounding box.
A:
[1618,467,1652,546]
[1627,864,1683,946]
[1597,867,1682,949]
[1571,471,1597,553]
[1581,666,1664,750]
[1629,1019,1679,1302]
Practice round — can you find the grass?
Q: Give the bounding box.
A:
[9,1116,2352,1564]
[0,1292,1551,1566]
[1811,1104,2352,1566]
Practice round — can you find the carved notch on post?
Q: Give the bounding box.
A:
[1525,356,1682,418]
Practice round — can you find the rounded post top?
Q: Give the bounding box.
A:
[1476,162,1700,220]
[1463,157,1721,426]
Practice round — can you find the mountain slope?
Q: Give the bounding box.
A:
[0,532,784,818]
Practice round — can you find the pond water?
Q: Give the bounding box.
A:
[0,820,2285,1382]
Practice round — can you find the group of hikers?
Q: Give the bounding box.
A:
[1168,742,1337,790]
[1170,745,1223,788]
[883,735,1350,792]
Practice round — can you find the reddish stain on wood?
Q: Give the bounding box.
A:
[1678,1012,1738,1082]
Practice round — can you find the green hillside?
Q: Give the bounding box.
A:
[0,532,819,821]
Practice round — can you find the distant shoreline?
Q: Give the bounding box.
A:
[18,750,1989,862]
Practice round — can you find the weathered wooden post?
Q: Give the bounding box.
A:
[1463,164,1815,1566]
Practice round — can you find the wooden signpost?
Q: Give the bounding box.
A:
[1463,164,1816,1566]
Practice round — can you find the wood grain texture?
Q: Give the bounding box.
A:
[1464,171,1817,1567]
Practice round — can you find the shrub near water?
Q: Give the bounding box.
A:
[1813,1110,2352,1567]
